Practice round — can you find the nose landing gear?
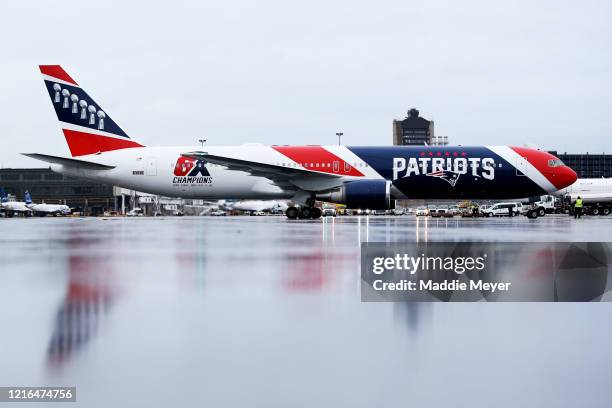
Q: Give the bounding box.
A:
[285,206,322,220]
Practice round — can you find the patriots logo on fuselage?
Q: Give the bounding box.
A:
[426,170,461,187]
[172,157,212,185]
[187,160,210,177]
[174,157,210,177]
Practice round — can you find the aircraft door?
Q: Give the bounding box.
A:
[515,156,528,176]
[146,157,157,176]
[333,161,339,173]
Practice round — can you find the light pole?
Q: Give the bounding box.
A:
[198,139,206,147]
[336,132,343,146]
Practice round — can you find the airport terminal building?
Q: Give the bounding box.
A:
[0,167,116,214]
[0,167,187,215]
[548,152,612,178]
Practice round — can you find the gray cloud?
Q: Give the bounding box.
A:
[1,0,611,168]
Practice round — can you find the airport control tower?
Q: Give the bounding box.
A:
[393,108,440,146]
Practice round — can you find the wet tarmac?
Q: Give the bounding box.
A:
[0,215,611,407]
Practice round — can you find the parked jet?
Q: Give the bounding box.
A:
[553,178,612,215]
[0,187,32,216]
[25,65,577,219]
[24,191,71,216]
[554,178,612,204]
[227,200,289,214]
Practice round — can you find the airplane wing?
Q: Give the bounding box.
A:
[21,153,116,170]
[181,151,346,191]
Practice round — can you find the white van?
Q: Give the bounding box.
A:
[481,202,523,217]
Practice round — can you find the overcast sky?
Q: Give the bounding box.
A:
[1,0,611,167]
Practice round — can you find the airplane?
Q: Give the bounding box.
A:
[24,190,71,216]
[554,178,612,203]
[553,178,612,215]
[0,187,32,216]
[226,200,289,214]
[24,65,578,219]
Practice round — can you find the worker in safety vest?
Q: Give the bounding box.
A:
[574,196,583,219]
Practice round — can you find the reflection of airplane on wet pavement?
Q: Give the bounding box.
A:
[47,247,118,366]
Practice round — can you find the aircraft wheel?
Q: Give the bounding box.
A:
[591,207,600,216]
[602,208,611,216]
[538,208,546,217]
[285,206,299,220]
[298,207,312,219]
[311,207,322,219]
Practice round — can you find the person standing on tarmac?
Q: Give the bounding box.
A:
[574,196,583,219]
[471,203,479,217]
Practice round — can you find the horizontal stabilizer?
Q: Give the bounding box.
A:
[21,153,116,170]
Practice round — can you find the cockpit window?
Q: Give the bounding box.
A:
[548,159,564,167]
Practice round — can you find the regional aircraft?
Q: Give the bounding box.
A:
[24,191,71,216]
[24,65,577,219]
[0,187,32,216]
[228,200,289,214]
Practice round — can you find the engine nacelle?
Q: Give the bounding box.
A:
[316,180,394,210]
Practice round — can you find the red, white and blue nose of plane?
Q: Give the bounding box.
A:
[510,147,577,192]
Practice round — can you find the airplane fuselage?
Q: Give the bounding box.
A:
[48,145,576,201]
[0,201,31,213]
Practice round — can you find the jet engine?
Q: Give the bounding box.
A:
[316,180,394,210]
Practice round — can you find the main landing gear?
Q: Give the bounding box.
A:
[285,206,322,220]
[286,193,322,220]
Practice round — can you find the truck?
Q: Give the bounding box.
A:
[520,195,558,218]
[553,178,612,216]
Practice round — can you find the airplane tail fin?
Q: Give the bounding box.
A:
[0,187,7,203]
[24,191,32,205]
[39,65,144,157]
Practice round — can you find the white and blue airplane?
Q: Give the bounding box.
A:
[226,200,289,214]
[24,191,71,216]
[0,187,32,216]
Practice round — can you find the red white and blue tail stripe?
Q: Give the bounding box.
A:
[40,65,144,157]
